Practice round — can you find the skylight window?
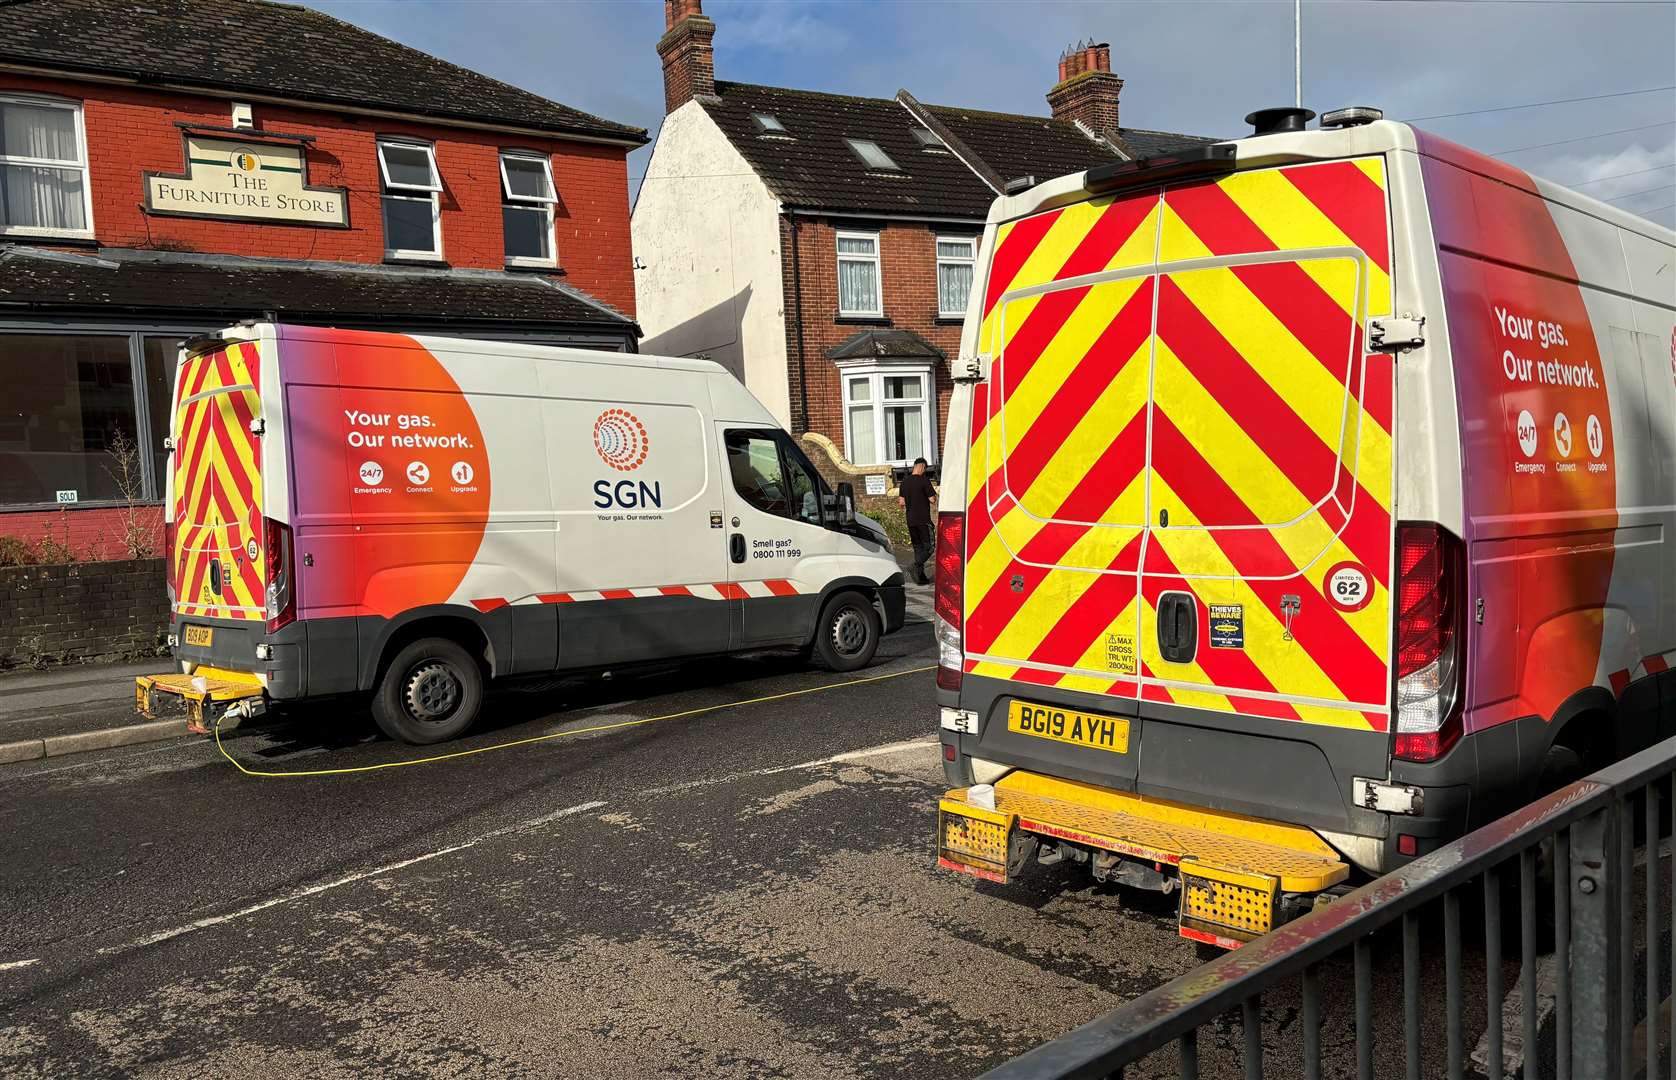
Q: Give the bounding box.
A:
[752,113,787,134]
[846,138,899,172]
[912,127,947,151]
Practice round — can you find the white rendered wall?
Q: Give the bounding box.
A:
[632,102,792,427]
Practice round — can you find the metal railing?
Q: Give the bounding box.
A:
[983,734,1676,1080]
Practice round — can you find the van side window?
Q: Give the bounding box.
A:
[726,430,791,517]
[779,436,829,528]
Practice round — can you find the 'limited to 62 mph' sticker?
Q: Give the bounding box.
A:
[1324,561,1373,613]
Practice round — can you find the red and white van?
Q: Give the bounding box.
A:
[150,325,905,744]
[932,107,1676,947]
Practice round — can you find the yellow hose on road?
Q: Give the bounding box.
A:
[214,664,935,779]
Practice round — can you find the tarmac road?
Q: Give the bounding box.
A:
[0,613,1547,1079]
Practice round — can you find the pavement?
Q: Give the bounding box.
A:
[0,582,1561,1078]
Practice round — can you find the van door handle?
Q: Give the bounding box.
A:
[729,533,746,564]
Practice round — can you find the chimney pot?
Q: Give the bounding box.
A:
[1048,38,1124,135]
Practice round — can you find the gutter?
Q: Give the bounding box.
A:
[0,60,649,148]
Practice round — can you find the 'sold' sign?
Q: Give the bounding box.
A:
[145,134,348,227]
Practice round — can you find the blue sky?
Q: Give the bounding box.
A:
[311,0,1675,227]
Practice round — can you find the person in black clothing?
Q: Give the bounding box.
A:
[898,457,938,585]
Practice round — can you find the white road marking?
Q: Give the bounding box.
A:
[0,958,40,972]
[90,734,932,957]
[104,800,607,955]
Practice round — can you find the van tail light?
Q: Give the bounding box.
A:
[1392,522,1466,763]
[934,512,965,692]
[164,515,178,605]
[264,518,295,633]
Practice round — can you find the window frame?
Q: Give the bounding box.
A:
[376,138,443,262]
[0,93,95,240]
[935,234,978,318]
[838,362,937,468]
[498,150,558,269]
[835,229,883,318]
[751,113,787,134]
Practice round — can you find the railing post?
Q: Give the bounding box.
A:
[1568,801,1622,1080]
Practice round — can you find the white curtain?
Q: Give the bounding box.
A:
[838,258,878,314]
[1,166,85,230]
[938,261,973,315]
[884,404,923,463]
[847,404,877,465]
[1,103,78,161]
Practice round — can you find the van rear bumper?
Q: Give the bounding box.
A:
[942,673,1426,874]
[166,614,306,699]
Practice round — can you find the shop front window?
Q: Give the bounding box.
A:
[0,335,138,506]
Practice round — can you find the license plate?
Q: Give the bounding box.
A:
[184,625,214,647]
[1007,701,1129,753]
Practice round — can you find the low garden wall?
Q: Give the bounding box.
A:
[0,558,169,670]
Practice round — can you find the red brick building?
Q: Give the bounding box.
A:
[0,0,646,556]
[633,0,1209,479]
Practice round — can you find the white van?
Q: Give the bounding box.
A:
[932,107,1675,947]
[144,323,905,743]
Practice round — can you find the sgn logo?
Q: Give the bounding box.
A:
[592,408,660,510]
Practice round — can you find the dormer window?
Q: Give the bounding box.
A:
[845,138,899,172]
[752,113,788,135]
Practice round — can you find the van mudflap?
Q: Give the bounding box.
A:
[937,771,1348,948]
[136,667,266,733]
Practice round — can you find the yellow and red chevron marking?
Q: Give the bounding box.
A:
[965,158,1394,731]
[172,342,265,622]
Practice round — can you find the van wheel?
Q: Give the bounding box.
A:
[812,592,881,672]
[372,638,484,745]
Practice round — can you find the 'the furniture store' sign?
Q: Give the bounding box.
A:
[145,134,349,227]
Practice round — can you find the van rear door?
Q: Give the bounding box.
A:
[171,339,266,623]
[1140,158,1395,730]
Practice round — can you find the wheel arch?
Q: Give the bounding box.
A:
[361,605,497,692]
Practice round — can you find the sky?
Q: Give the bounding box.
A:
[309,0,1676,229]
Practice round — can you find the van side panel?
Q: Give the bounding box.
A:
[1416,131,1675,745]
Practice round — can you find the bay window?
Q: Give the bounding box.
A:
[936,235,976,317]
[0,95,92,238]
[500,151,557,267]
[377,139,442,260]
[836,230,882,317]
[841,365,936,467]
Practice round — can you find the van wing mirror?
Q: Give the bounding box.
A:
[835,482,858,527]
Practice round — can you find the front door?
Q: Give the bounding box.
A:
[719,428,831,647]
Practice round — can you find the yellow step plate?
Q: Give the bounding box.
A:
[941,770,1347,894]
[136,667,265,728]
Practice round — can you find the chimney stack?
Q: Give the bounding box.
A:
[1047,41,1123,134]
[658,0,716,114]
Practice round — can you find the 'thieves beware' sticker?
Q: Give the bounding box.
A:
[1208,605,1244,649]
[1325,561,1373,612]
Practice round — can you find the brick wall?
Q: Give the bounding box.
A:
[779,215,966,461]
[3,73,637,316]
[0,558,168,669]
[3,505,167,563]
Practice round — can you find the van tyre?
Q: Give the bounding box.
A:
[372,638,484,745]
[813,592,881,672]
